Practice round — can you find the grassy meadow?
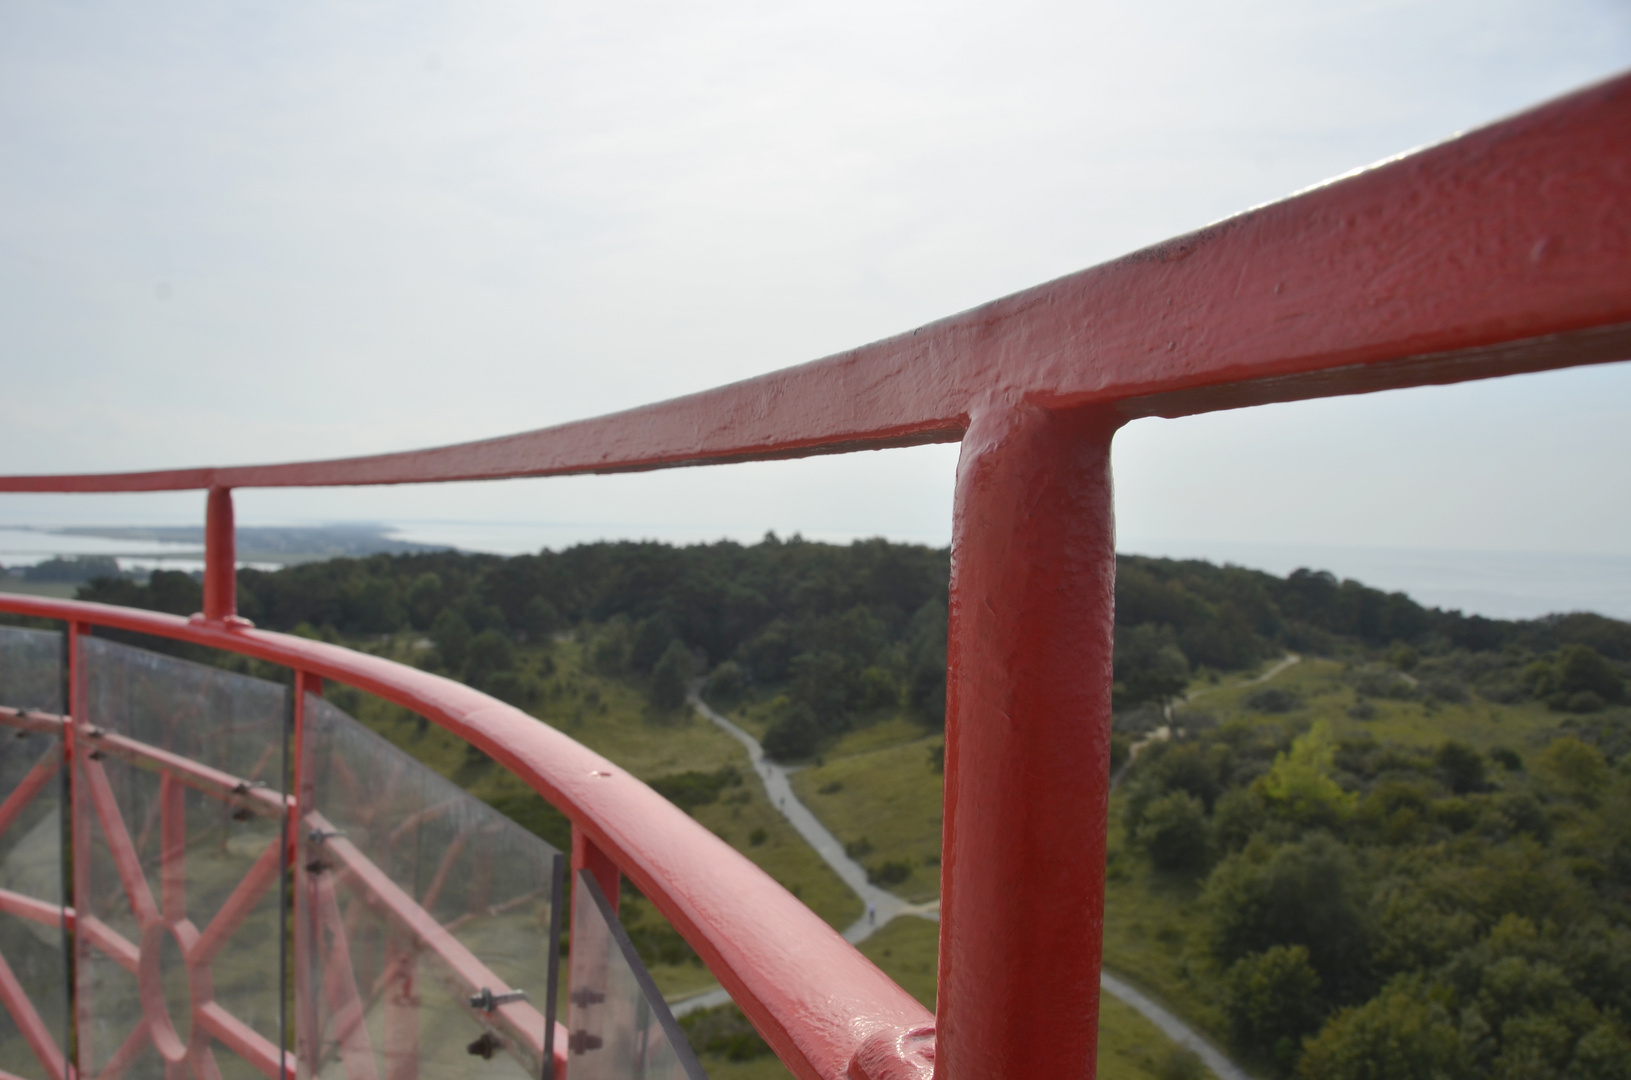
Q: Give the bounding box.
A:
[320,629,1200,1079]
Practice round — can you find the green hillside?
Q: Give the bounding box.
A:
[34,536,1631,1078]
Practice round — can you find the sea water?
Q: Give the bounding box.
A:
[1118,538,1631,622]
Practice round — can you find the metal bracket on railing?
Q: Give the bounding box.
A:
[229,781,268,820]
[307,827,345,845]
[466,1033,503,1059]
[569,987,605,1007]
[568,1031,603,1054]
[469,987,529,1012]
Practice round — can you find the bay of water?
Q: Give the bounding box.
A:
[0,527,201,565]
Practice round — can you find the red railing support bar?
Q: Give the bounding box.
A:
[0,594,935,1080]
[940,404,1121,1077]
[571,830,620,916]
[202,487,237,624]
[0,74,1626,498]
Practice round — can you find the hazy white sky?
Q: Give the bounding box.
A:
[2,0,1628,559]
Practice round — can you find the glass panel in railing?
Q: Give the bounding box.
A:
[566,871,707,1080]
[0,626,62,715]
[0,626,68,1080]
[297,693,564,1080]
[76,636,289,1080]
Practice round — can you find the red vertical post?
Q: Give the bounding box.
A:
[289,671,321,824]
[159,775,187,923]
[67,621,91,1080]
[202,487,236,623]
[936,404,1121,1079]
[382,942,419,1080]
[570,829,619,914]
[566,829,618,1080]
[291,670,321,1080]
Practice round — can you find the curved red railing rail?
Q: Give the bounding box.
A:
[4,74,1629,496]
[0,594,932,1080]
[2,70,1629,1080]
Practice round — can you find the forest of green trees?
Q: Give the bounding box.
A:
[72,538,1630,750]
[60,536,1631,1078]
[1121,700,1631,1077]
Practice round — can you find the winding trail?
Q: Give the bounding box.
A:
[1185,653,1302,705]
[1114,654,1304,788]
[672,689,1256,1078]
[685,691,939,941]
[1101,973,1252,1080]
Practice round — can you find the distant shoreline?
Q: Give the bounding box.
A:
[2,523,1626,622]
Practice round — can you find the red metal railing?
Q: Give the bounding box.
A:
[1,71,1629,1080]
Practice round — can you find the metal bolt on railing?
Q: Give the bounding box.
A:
[468,987,529,1012]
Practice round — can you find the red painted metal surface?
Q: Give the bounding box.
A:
[940,406,1119,1077]
[0,596,933,1080]
[0,889,60,931]
[84,728,285,818]
[6,688,565,1080]
[0,715,69,1080]
[0,751,58,839]
[0,950,64,1080]
[304,811,556,1067]
[308,872,378,1080]
[201,488,240,624]
[0,75,1626,498]
[571,831,620,916]
[73,734,298,1080]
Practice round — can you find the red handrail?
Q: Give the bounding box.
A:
[0,74,1626,496]
[0,595,934,1080]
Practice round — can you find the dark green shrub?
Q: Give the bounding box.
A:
[868,859,912,886]
[1156,1047,1205,1080]
[679,1004,772,1061]
[703,660,744,703]
[1245,687,1300,714]
[1298,976,1468,1080]
[1204,833,1370,1002]
[649,639,693,712]
[431,608,473,670]
[1223,945,1325,1073]
[763,700,822,761]
[1434,740,1488,795]
[1137,791,1210,875]
[649,766,743,811]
